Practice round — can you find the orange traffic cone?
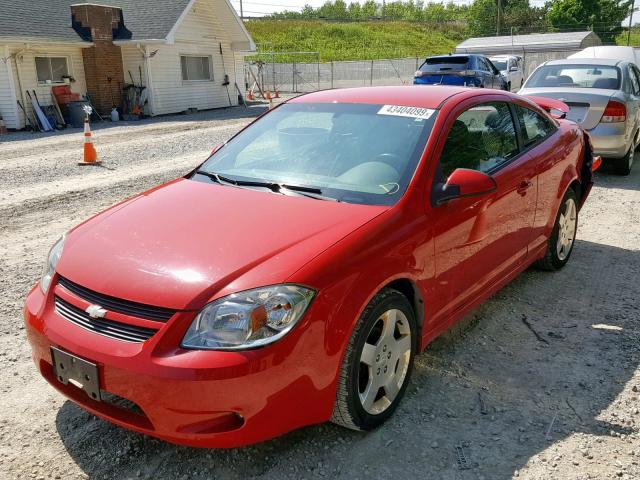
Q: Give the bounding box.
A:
[78,114,99,166]
[247,90,254,101]
[274,90,280,98]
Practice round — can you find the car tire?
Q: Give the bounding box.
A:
[506,82,511,91]
[331,288,417,431]
[535,188,579,271]
[613,148,634,176]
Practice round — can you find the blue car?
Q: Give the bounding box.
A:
[414,54,507,89]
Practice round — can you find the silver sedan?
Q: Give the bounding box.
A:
[519,58,640,175]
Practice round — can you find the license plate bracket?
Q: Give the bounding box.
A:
[51,347,101,401]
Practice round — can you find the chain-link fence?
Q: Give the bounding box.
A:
[245,56,421,94]
[244,48,624,94]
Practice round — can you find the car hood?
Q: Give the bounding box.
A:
[57,178,387,310]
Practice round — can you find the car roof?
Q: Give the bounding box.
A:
[544,58,623,67]
[427,53,476,59]
[289,86,469,109]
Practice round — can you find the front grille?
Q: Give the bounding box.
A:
[58,276,176,322]
[54,296,159,343]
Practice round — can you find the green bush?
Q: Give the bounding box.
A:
[245,20,465,62]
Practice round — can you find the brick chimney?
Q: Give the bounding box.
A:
[71,4,127,116]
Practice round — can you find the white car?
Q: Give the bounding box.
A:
[519,58,640,175]
[569,46,640,67]
[490,55,524,91]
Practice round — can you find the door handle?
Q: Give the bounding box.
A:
[516,180,534,195]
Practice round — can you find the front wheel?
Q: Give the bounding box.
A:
[535,188,578,271]
[331,288,417,431]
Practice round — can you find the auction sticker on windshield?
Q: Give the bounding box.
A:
[377,105,435,120]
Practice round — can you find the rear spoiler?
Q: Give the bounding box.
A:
[526,96,569,120]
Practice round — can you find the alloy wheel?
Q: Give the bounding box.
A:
[358,309,412,415]
[556,197,577,261]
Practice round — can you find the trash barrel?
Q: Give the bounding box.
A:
[67,101,91,128]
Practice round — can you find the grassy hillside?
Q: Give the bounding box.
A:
[244,20,466,61]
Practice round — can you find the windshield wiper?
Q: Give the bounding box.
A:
[278,184,340,202]
[195,170,339,202]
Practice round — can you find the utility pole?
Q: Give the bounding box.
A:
[628,0,636,46]
[496,0,502,36]
[239,0,243,19]
[382,0,386,20]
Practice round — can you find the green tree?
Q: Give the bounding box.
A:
[547,0,631,43]
[467,0,497,36]
[467,0,549,37]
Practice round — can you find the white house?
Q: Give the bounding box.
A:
[0,0,255,129]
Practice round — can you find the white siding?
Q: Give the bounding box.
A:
[8,44,86,129]
[147,0,241,115]
[120,45,150,114]
[0,45,19,129]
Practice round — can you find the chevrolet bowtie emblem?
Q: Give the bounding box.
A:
[85,304,107,319]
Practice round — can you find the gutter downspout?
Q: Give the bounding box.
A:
[137,44,156,116]
[3,45,20,129]
[11,47,30,128]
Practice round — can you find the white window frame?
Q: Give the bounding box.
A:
[35,56,71,84]
[180,54,213,83]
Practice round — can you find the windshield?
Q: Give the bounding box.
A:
[491,60,507,71]
[195,102,436,206]
[525,64,621,89]
[419,56,469,72]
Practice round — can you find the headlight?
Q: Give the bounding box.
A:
[182,285,315,350]
[40,235,65,293]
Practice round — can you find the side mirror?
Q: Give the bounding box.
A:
[509,66,519,72]
[433,168,497,205]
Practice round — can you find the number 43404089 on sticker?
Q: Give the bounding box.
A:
[377,105,435,120]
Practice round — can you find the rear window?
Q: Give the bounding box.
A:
[491,60,508,71]
[525,65,621,89]
[419,56,469,73]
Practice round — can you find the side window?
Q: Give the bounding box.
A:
[439,102,520,178]
[516,105,557,148]
[630,65,640,95]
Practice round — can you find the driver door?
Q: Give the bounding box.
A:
[428,100,537,323]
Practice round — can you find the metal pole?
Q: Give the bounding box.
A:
[293,58,296,93]
[331,61,334,89]
[628,0,636,46]
[272,53,276,93]
[496,0,501,36]
[317,53,320,91]
[370,59,374,86]
[240,0,243,19]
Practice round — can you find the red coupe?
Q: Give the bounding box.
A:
[25,86,596,447]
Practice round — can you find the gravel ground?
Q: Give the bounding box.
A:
[0,107,639,480]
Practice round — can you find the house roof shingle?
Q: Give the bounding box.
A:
[0,0,191,43]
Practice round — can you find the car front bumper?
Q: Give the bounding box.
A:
[587,122,631,159]
[24,282,335,448]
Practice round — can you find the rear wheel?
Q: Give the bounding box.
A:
[331,288,417,431]
[613,148,633,176]
[535,188,578,271]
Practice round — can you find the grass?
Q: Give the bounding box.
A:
[616,27,640,47]
[244,20,466,62]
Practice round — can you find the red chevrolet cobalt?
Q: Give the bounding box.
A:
[25,86,595,447]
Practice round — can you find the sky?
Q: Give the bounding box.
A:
[229,0,548,17]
